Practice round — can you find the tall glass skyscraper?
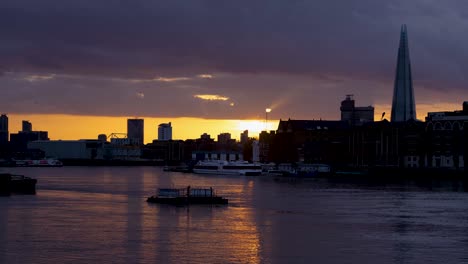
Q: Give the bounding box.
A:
[391,24,417,122]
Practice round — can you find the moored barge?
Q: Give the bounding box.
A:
[0,173,37,195]
[147,186,228,205]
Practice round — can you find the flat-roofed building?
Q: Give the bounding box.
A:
[158,122,172,141]
[340,95,374,126]
[127,119,144,145]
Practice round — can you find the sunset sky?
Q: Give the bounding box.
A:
[1,1,468,142]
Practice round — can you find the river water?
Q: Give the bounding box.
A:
[1,167,468,264]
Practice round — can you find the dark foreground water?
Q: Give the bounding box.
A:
[1,167,468,264]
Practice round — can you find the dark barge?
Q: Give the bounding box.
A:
[0,173,37,195]
[147,186,228,205]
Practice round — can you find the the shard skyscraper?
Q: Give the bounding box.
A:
[391,24,416,122]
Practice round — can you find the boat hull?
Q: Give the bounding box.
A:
[193,169,261,176]
[147,196,228,205]
[192,160,262,176]
[14,159,63,167]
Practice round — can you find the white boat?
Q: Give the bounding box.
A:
[193,160,262,176]
[14,159,63,167]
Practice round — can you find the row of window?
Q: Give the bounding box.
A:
[223,166,261,170]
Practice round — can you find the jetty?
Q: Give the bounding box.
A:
[147,186,228,205]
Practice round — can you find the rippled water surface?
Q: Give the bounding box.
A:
[1,167,468,264]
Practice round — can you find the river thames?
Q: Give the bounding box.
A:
[1,167,468,264]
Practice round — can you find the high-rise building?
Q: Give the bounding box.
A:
[10,131,49,150]
[240,130,249,145]
[22,120,32,132]
[158,122,172,141]
[0,114,8,144]
[127,119,144,145]
[217,132,235,151]
[391,24,417,122]
[340,95,374,126]
[217,133,232,145]
[252,140,260,162]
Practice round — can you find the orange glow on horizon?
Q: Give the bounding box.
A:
[6,103,458,143]
[373,102,464,121]
[7,114,278,143]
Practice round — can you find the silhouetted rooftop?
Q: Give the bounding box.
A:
[277,119,349,132]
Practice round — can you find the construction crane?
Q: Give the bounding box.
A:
[108,133,128,139]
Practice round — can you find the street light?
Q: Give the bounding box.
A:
[265,108,272,131]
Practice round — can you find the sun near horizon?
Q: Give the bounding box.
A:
[6,114,279,143]
[4,101,463,144]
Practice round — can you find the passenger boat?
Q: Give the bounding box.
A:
[147,186,228,205]
[193,160,262,176]
[14,158,63,167]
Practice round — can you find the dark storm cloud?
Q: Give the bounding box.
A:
[1,0,468,118]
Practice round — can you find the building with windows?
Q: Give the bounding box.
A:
[22,120,32,132]
[158,122,172,141]
[28,140,102,160]
[258,130,276,163]
[217,132,236,151]
[424,102,468,169]
[240,130,249,145]
[9,120,49,150]
[127,119,144,145]
[10,131,49,150]
[217,133,232,145]
[275,119,350,165]
[143,140,184,163]
[340,95,374,126]
[252,140,260,162]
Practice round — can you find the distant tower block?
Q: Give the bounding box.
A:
[340,95,374,126]
[158,122,172,141]
[127,119,144,145]
[240,130,248,145]
[22,120,32,132]
[0,114,8,144]
[391,24,417,122]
